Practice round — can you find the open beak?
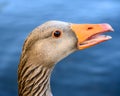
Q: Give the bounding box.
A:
[71,23,114,50]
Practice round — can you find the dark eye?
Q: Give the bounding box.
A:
[52,30,62,38]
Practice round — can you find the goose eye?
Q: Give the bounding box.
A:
[52,30,62,38]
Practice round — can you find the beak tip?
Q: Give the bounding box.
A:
[100,23,114,32]
[107,35,112,39]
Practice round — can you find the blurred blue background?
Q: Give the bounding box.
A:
[0,0,120,96]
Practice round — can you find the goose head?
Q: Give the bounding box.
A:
[23,21,113,68]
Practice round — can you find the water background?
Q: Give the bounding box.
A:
[0,0,120,96]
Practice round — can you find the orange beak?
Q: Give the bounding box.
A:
[71,23,114,50]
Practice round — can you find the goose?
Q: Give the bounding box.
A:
[18,20,113,96]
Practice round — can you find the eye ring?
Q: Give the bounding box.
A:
[52,30,62,38]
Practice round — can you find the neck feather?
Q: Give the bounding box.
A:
[18,59,53,96]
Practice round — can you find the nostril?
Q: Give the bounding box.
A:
[87,27,93,30]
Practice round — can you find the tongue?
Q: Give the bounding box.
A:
[82,35,112,45]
